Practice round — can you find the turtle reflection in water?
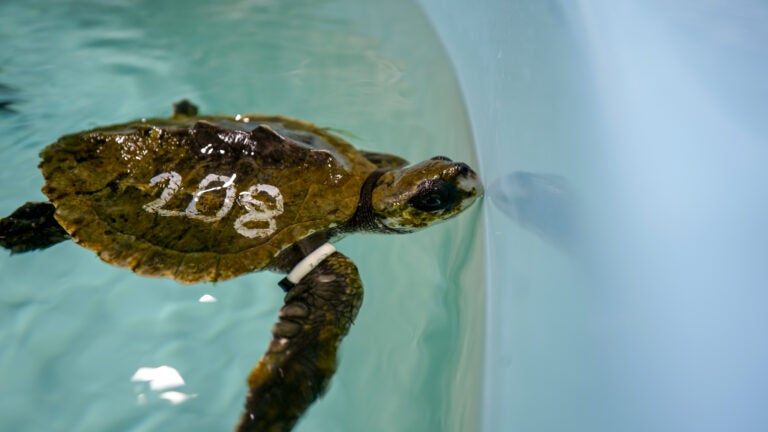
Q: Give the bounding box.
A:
[0,100,483,431]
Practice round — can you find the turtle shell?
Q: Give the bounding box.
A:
[40,113,377,283]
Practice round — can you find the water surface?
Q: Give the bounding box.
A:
[0,1,483,430]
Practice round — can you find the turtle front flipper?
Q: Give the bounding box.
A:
[237,251,363,432]
[0,201,70,253]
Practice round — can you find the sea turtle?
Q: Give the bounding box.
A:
[0,100,483,431]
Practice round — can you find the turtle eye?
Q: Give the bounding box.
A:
[408,180,459,212]
[410,192,445,212]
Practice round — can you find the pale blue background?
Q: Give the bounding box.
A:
[419,0,768,431]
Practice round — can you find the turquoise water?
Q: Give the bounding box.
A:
[0,1,483,431]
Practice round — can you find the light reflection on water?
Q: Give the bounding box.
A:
[0,1,483,431]
[131,365,196,405]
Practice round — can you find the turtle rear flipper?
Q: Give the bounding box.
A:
[237,252,363,431]
[0,202,70,253]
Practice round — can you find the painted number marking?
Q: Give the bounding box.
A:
[142,171,284,238]
[185,173,237,223]
[235,184,284,239]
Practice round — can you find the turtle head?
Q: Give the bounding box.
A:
[370,156,483,233]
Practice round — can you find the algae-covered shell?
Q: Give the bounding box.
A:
[40,114,376,283]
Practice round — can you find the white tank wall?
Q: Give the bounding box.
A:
[417,1,768,431]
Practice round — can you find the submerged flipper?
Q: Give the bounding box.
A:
[0,202,69,253]
[237,252,363,431]
[361,150,409,169]
[172,99,199,117]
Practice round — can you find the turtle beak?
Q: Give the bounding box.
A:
[451,162,484,199]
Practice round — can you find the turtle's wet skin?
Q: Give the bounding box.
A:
[0,100,483,431]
